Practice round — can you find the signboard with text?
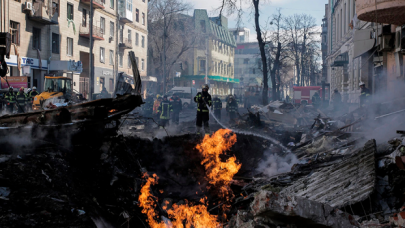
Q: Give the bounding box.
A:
[1,76,29,89]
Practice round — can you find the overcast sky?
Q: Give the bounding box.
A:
[186,0,328,41]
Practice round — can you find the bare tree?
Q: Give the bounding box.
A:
[148,0,196,94]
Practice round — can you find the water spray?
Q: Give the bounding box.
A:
[204,100,290,152]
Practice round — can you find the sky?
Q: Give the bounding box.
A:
[186,0,328,41]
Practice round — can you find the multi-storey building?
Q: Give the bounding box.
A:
[229,28,262,88]
[324,0,376,105]
[171,9,238,95]
[1,0,147,98]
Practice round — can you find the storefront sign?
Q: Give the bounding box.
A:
[5,55,48,70]
[1,76,28,89]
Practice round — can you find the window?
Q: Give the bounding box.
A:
[100,77,105,92]
[141,59,145,71]
[101,0,105,4]
[127,0,133,12]
[109,50,114,65]
[243,59,249,64]
[52,33,60,54]
[100,47,105,63]
[52,0,60,17]
[67,37,73,56]
[110,22,114,38]
[110,0,114,9]
[135,57,139,65]
[32,27,41,50]
[142,0,145,2]
[67,3,73,20]
[199,60,206,72]
[141,36,145,48]
[127,54,131,68]
[200,20,206,33]
[135,33,139,46]
[109,78,114,91]
[100,17,105,34]
[119,52,123,67]
[10,21,20,45]
[82,9,87,27]
[128,29,131,41]
[136,9,139,22]
[142,13,145,25]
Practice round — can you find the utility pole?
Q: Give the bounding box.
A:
[89,0,94,100]
[114,0,119,89]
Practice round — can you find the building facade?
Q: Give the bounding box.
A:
[173,10,238,95]
[2,0,148,98]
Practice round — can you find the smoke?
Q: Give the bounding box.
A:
[256,151,301,177]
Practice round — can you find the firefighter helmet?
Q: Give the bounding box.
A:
[32,86,37,90]
[359,82,365,87]
[202,84,209,90]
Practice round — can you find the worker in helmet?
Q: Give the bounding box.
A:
[226,95,239,123]
[359,82,371,107]
[194,84,212,135]
[16,87,26,113]
[170,93,182,125]
[153,94,162,118]
[157,95,173,128]
[5,87,16,114]
[143,93,154,119]
[212,96,222,121]
[25,88,32,111]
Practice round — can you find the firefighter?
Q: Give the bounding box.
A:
[359,82,371,107]
[143,93,154,118]
[234,94,240,106]
[16,87,26,113]
[226,95,238,123]
[5,87,16,114]
[157,95,172,128]
[170,93,182,125]
[212,96,222,121]
[194,84,212,135]
[311,92,321,109]
[331,88,342,111]
[25,88,32,111]
[153,94,162,119]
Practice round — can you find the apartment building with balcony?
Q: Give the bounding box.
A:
[2,0,148,98]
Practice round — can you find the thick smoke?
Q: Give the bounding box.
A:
[256,151,301,177]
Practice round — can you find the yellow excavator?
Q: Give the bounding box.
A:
[32,76,74,110]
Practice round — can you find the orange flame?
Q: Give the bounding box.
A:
[139,173,220,228]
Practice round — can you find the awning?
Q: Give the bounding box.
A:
[353,28,376,58]
[175,75,239,83]
[331,52,349,67]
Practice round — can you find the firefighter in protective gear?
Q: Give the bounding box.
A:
[153,94,162,117]
[143,93,154,118]
[5,87,16,114]
[226,95,238,123]
[213,96,222,121]
[194,84,212,135]
[359,82,371,107]
[25,88,32,111]
[157,95,173,128]
[311,92,321,109]
[170,93,182,125]
[16,87,26,113]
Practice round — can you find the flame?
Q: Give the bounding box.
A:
[109,109,117,113]
[138,129,240,227]
[196,129,241,200]
[139,173,220,228]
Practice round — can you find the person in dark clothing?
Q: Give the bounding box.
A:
[212,96,222,121]
[331,88,342,111]
[5,87,16,114]
[27,86,40,111]
[157,95,172,128]
[194,84,212,135]
[143,93,154,118]
[311,92,321,109]
[286,95,291,103]
[170,93,182,125]
[359,82,371,107]
[226,95,238,123]
[100,87,110,98]
[16,87,26,113]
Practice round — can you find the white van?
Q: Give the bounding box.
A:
[165,87,197,108]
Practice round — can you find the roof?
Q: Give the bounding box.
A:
[281,140,376,208]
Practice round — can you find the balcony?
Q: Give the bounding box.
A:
[79,25,104,40]
[356,0,405,25]
[119,38,133,49]
[118,0,133,23]
[28,2,58,25]
[80,0,105,9]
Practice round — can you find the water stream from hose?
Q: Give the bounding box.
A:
[206,103,290,152]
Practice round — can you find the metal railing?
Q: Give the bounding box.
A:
[81,0,104,6]
[79,24,104,39]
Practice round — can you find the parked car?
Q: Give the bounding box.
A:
[165,87,197,108]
